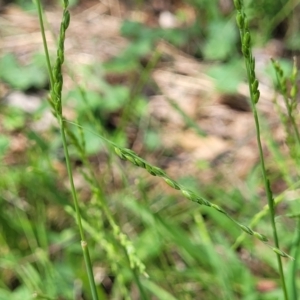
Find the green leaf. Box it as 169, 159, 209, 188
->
203, 20, 238, 60
0, 54, 48, 90
67, 89, 102, 112
2, 108, 26, 131
143, 280, 178, 300
0, 135, 10, 156
0, 286, 32, 300
207, 59, 245, 92
102, 85, 130, 112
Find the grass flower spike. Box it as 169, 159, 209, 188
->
234, 0, 289, 299
36, 1, 99, 299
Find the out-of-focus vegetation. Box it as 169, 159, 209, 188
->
0, 0, 300, 299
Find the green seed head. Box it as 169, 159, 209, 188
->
290, 85, 298, 99
151, 166, 166, 177
280, 77, 286, 89
114, 147, 126, 160
211, 204, 226, 214
272, 247, 288, 258
194, 197, 204, 205
291, 58, 298, 80
145, 164, 157, 176
59, 27, 65, 43
253, 90, 260, 104
134, 158, 146, 168
249, 69, 256, 83
63, 10, 70, 30
233, 0, 242, 10
244, 18, 249, 31
124, 154, 138, 165
239, 225, 254, 235
243, 31, 251, 48
54, 81, 63, 97
251, 79, 259, 92
164, 178, 181, 190
181, 189, 195, 201
242, 45, 250, 58
253, 231, 268, 242
251, 58, 255, 70
202, 199, 211, 207
236, 12, 244, 29
123, 148, 136, 155
63, 0, 69, 9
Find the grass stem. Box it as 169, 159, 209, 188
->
234, 1, 288, 298
35, 0, 54, 89
36, 1, 99, 298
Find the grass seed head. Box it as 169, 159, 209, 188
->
236, 12, 244, 29
145, 164, 157, 176
114, 147, 126, 160
164, 178, 181, 190
253, 232, 268, 242
239, 225, 254, 235
233, 0, 242, 10
211, 204, 226, 214
63, 10, 70, 29
124, 154, 138, 165
134, 158, 146, 168
151, 166, 166, 177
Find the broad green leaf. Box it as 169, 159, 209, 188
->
203, 20, 238, 60
0, 54, 48, 90
208, 59, 245, 92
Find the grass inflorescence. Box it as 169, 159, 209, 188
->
36, 1, 99, 299
2, 0, 298, 299
234, 0, 294, 299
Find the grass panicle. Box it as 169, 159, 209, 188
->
36, 1, 99, 299
64, 118, 292, 259
271, 54, 300, 300
234, 0, 289, 298
111, 144, 292, 256
64, 121, 149, 298
65, 122, 148, 275
272, 58, 300, 161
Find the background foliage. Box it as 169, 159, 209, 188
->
0, 0, 300, 299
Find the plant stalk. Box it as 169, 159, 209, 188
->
243, 28, 288, 300
36, 1, 100, 298
59, 116, 99, 300
35, 0, 54, 88
234, 1, 288, 298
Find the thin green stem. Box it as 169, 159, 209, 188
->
234, 1, 288, 298
288, 219, 300, 299
35, 0, 100, 298
129, 262, 149, 300
59, 117, 100, 300
272, 57, 300, 300
59, 117, 85, 239
273, 59, 300, 153
65, 123, 148, 291
244, 41, 289, 300
232, 179, 300, 249
81, 240, 100, 300
35, 0, 54, 88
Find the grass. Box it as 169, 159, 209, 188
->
235, 0, 288, 298
0, 0, 300, 299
